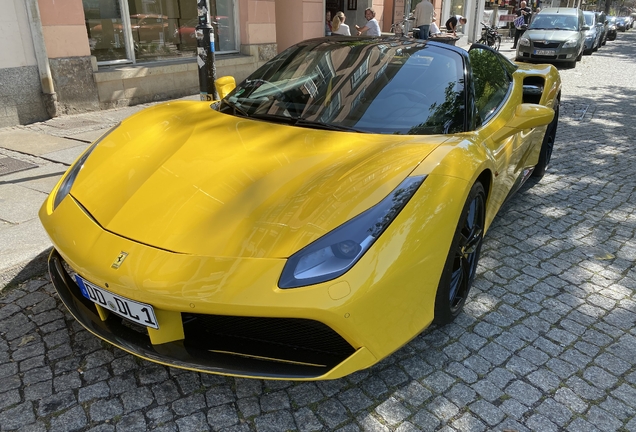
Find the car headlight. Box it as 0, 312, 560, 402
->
53, 124, 119, 210
562, 38, 579, 48
279, 175, 426, 288
519, 37, 530, 47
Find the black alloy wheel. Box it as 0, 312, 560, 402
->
434, 182, 486, 325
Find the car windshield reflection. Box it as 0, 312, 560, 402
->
218, 38, 466, 135
530, 14, 579, 30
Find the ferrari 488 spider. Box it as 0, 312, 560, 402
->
40, 37, 561, 380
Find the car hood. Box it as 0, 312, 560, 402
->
525, 29, 581, 42
72, 101, 445, 258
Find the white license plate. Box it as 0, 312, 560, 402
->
75, 275, 159, 329
534, 49, 556, 56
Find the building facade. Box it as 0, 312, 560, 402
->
0, 0, 491, 128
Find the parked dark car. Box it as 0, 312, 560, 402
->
607, 16, 618, 40
583, 11, 602, 53
516, 7, 589, 68
616, 16, 629, 31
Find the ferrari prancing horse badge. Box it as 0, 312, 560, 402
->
111, 252, 128, 269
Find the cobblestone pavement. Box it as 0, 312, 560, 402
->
1, 33, 636, 432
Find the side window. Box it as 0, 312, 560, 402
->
469, 47, 512, 126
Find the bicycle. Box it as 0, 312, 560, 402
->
477, 22, 502, 50
391, 16, 412, 37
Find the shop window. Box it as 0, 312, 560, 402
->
83, 0, 237, 65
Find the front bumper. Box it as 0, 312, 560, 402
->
517, 42, 580, 63
48, 248, 379, 380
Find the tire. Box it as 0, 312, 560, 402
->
433, 182, 486, 325
576, 49, 583, 61
532, 100, 559, 179
493, 35, 501, 51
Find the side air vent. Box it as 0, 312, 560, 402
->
522, 77, 545, 104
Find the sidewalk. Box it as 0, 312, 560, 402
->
0, 40, 515, 290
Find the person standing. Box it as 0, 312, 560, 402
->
414, 0, 435, 40
332, 11, 351, 35
512, 1, 532, 48
325, 10, 333, 36
356, 8, 382, 36
445, 15, 467, 36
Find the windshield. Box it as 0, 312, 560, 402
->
530, 14, 579, 30
218, 38, 466, 135
583, 13, 595, 26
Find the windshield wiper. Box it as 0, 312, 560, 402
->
221, 99, 249, 117
249, 113, 296, 124
293, 118, 364, 133
244, 114, 364, 132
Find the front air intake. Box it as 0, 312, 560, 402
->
181, 313, 356, 370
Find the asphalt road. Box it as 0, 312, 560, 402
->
1, 32, 636, 431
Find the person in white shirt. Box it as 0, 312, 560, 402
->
413, 0, 434, 40
429, 18, 442, 36
332, 11, 351, 35
356, 8, 381, 36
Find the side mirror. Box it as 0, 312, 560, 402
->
492, 104, 554, 142
215, 76, 236, 100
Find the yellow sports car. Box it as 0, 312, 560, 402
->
40, 37, 561, 380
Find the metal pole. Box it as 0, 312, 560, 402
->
196, 0, 218, 101
25, 0, 58, 118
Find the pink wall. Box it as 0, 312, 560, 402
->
302, 0, 324, 42
38, 0, 90, 58
241, 0, 278, 45
274, 0, 324, 53
274, 0, 303, 53
38, 0, 85, 25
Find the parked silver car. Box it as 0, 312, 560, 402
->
595, 11, 608, 46
583, 11, 602, 54
516, 8, 589, 68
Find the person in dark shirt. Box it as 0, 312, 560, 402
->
445, 15, 467, 35
512, 1, 532, 48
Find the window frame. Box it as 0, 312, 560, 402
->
91, 0, 239, 67
467, 44, 516, 129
